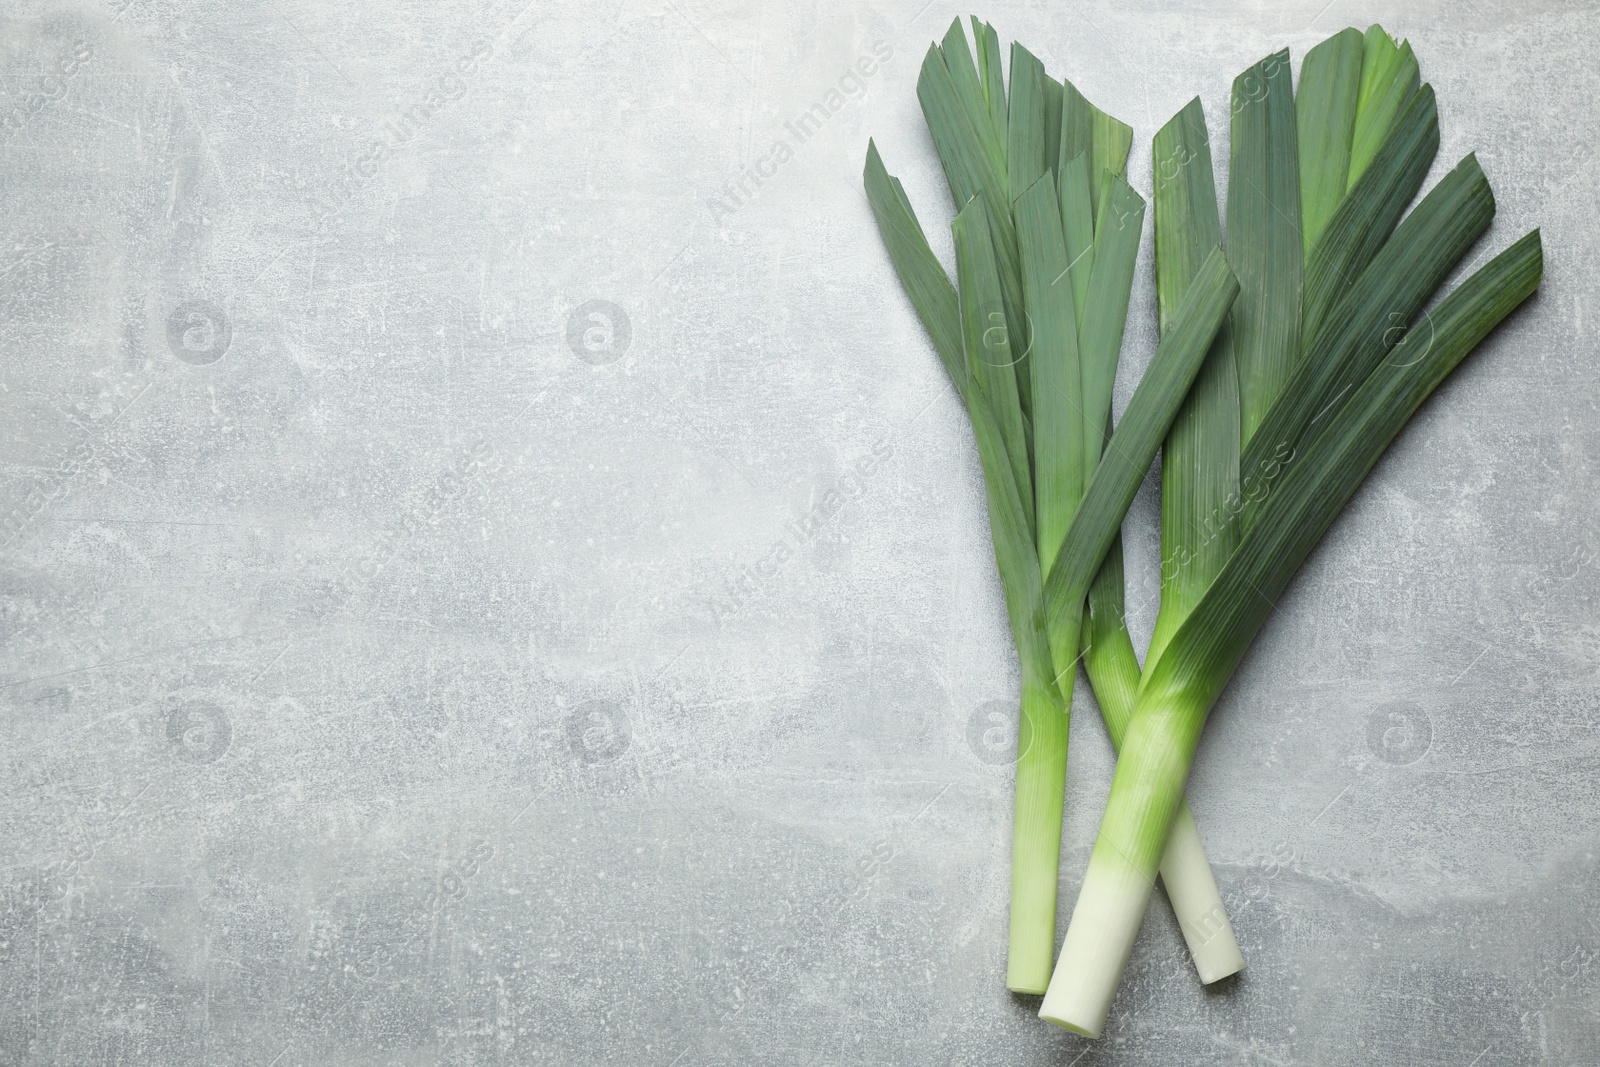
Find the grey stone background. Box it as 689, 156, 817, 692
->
0, 0, 1594, 1063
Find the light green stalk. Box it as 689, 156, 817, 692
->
1079, 540, 1243, 981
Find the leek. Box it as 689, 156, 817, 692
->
867, 17, 1243, 994
1040, 28, 1544, 1036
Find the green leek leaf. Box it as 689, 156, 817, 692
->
1017, 175, 1086, 575
1043, 246, 1239, 686
1151, 229, 1542, 713
1301, 83, 1438, 345
1227, 49, 1303, 444
1079, 175, 1145, 486
862, 142, 966, 395
1058, 150, 1097, 323
955, 194, 1035, 535
1241, 153, 1495, 514
1349, 27, 1419, 188
1296, 27, 1364, 252
919, 35, 1031, 425
1147, 97, 1240, 673
1008, 44, 1051, 202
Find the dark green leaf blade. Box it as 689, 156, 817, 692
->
862, 141, 965, 395
1059, 80, 1093, 193
955, 194, 1035, 534
972, 18, 1009, 149
1228, 49, 1304, 445
1240, 153, 1495, 512
1079, 175, 1145, 486
1092, 104, 1134, 190
1142, 230, 1543, 716
917, 41, 1030, 428
1147, 97, 1241, 673
1296, 27, 1364, 252
1017, 174, 1086, 574
1349, 28, 1419, 188
1059, 80, 1131, 219
917, 45, 993, 212
1008, 44, 1050, 202
1058, 150, 1096, 323
1301, 83, 1439, 345
1041, 74, 1064, 187
938, 19, 1007, 189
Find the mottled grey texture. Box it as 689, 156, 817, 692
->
0, 0, 1594, 1064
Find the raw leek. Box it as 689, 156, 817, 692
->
866, 17, 1243, 994
1040, 27, 1543, 1036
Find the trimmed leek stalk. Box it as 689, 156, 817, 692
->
1040, 27, 1543, 1036
1079, 546, 1243, 982
863, 140, 1074, 994
953, 192, 1069, 993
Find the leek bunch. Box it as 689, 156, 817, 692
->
863, 19, 1540, 1033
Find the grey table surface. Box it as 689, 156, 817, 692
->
1, 0, 1595, 1064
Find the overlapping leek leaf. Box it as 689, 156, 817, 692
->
1058, 150, 1097, 321
862, 142, 965, 393
1078, 177, 1144, 485
1007, 45, 1051, 202
955, 195, 1035, 535
1149, 229, 1542, 734
1349, 26, 1419, 188
919, 24, 1030, 422
1041, 247, 1240, 681
1017, 176, 1083, 574
936, 19, 1005, 188
971, 17, 1008, 147
1005, 42, 1051, 423
1146, 97, 1240, 675
1296, 28, 1364, 252
1228, 50, 1303, 445
1059, 80, 1132, 220
1241, 153, 1495, 519
1301, 84, 1438, 345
